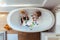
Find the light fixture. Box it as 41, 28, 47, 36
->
0, 14, 6, 17
0, 0, 7, 7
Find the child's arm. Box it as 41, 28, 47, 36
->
21, 18, 23, 24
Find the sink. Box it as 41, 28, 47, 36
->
7, 8, 55, 32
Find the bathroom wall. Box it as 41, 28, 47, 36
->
3, 0, 44, 5
0, 0, 60, 11
0, 7, 22, 12
0, 0, 45, 12
44, 0, 60, 9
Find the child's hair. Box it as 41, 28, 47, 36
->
36, 10, 41, 17
20, 9, 26, 14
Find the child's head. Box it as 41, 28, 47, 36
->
32, 10, 41, 21
20, 9, 26, 14
33, 10, 41, 18
34, 10, 41, 18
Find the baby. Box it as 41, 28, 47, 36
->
32, 10, 41, 21
31, 10, 41, 26
27, 10, 42, 30
20, 9, 29, 25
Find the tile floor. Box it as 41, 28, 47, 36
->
0, 12, 8, 31
0, 12, 55, 40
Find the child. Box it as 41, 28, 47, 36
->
28, 10, 42, 29
31, 10, 41, 25
20, 9, 29, 25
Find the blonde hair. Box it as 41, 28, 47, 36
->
20, 9, 26, 14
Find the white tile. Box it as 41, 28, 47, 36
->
7, 34, 18, 40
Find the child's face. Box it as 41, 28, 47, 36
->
32, 13, 38, 21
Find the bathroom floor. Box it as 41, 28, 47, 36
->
0, 12, 40, 40
0, 12, 55, 40
0, 12, 8, 31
